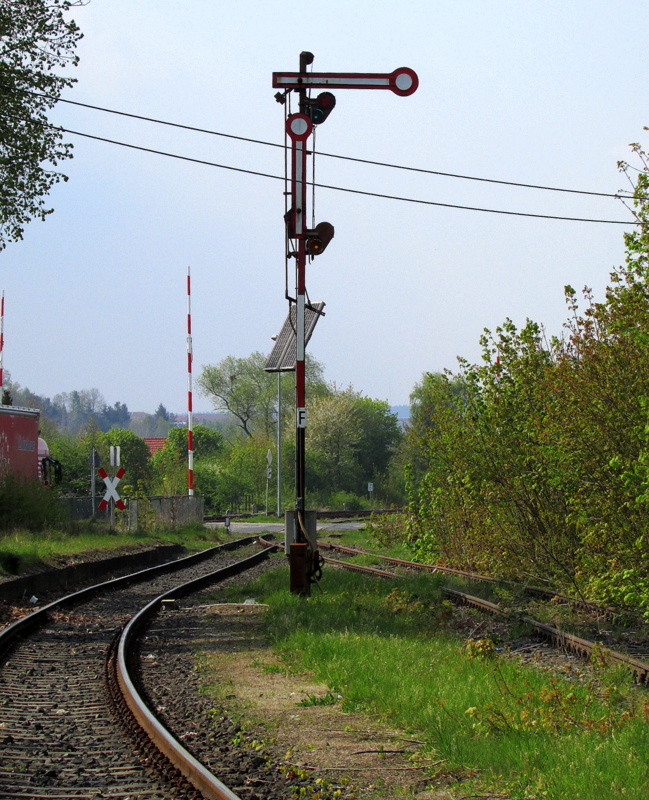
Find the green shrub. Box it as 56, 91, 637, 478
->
327, 490, 367, 511
0, 476, 64, 531
365, 511, 408, 547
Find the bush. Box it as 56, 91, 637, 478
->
0, 476, 64, 531
327, 491, 368, 512
365, 511, 408, 547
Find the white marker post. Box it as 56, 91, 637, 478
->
187, 267, 194, 496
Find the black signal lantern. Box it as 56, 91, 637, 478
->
305, 221, 334, 256
305, 91, 336, 125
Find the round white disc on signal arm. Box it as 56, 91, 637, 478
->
290, 117, 309, 136
395, 72, 413, 91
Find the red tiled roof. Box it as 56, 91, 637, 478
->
143, 437, 167, 456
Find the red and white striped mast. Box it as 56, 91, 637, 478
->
273, 53, 418, 593
0, 291, 4, 397
186, 267, 194, 496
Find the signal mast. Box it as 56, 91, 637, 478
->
270, 52, 418, 594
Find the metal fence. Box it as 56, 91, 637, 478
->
58, 496, 110, 521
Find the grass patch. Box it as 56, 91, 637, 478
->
0, 520, 232, 576
295, 691, 341, 707
318, 521, 415, 562
206, 565, 649, 799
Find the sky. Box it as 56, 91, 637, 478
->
3, 0, 649, 414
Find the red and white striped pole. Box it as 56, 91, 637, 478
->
187, 267, 194, 496
0, 291, 4, 396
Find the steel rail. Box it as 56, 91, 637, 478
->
116, 546, 276, 800
321, 555, 396, 579
317, 540, 501, 581
203, 508, 397, 523
444, 587, 649, 684
0, 536, 266, 800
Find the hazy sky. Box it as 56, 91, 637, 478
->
3, 0, 648, 413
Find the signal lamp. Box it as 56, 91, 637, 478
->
306, 221, 334, 256
305, 92, 336, 125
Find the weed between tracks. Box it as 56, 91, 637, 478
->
203, 566, 649, 800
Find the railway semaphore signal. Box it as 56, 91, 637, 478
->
270, 51, 418, 595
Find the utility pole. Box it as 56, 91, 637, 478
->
273, 53, 418, 594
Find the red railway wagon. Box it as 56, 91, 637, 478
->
0, 405, 40, 481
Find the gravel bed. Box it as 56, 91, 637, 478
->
4, 541, 642, 800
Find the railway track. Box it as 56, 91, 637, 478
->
317, 540, 624, 616
0, 537, 275, 800
312, 540, 649, 684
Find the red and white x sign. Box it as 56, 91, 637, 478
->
98, 467, 126, 510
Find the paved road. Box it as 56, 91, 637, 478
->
205, 520, 365, 534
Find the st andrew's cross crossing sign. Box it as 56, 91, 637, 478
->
98, 467, 126, 511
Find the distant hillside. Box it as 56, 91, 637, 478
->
391, 405, 409, 431
173, 412, 234, 426
167, 408, 410, 427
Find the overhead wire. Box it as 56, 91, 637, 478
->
0, 87, 641, 225
8, 85, 636, 201
44, 123, 639, 225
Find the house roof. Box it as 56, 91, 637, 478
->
143, 437, 167, 456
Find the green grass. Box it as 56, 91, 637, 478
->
233, 514, 283, 523
318, 521, 415, 562
0, 521, 234, 576
206, 566, 649, 799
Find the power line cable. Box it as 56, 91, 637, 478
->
52, 123, 638, 225
11, 86, 635, 200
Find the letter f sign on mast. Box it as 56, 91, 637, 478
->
273, 52, 418, 593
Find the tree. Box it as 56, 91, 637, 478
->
99, 401, 130, 431
47, 427, 93, 495
61, 388, 105, 434
95, 428, 151, 490
153, 403, 175, 424
198, 351, 327, 439
197, 352, 276, 438
149, 425, 225, 497
354, 396, 402, 483
405, 372, 468, 480
402, 139, 649, 608
307, 387, 363, 495
51, 427, 152, 495
128, 403, 175, 437
165, 424, 223, 459
305, 387, 402, 502
0, 0, 83, 249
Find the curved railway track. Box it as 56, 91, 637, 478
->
0, 537, 274, 800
